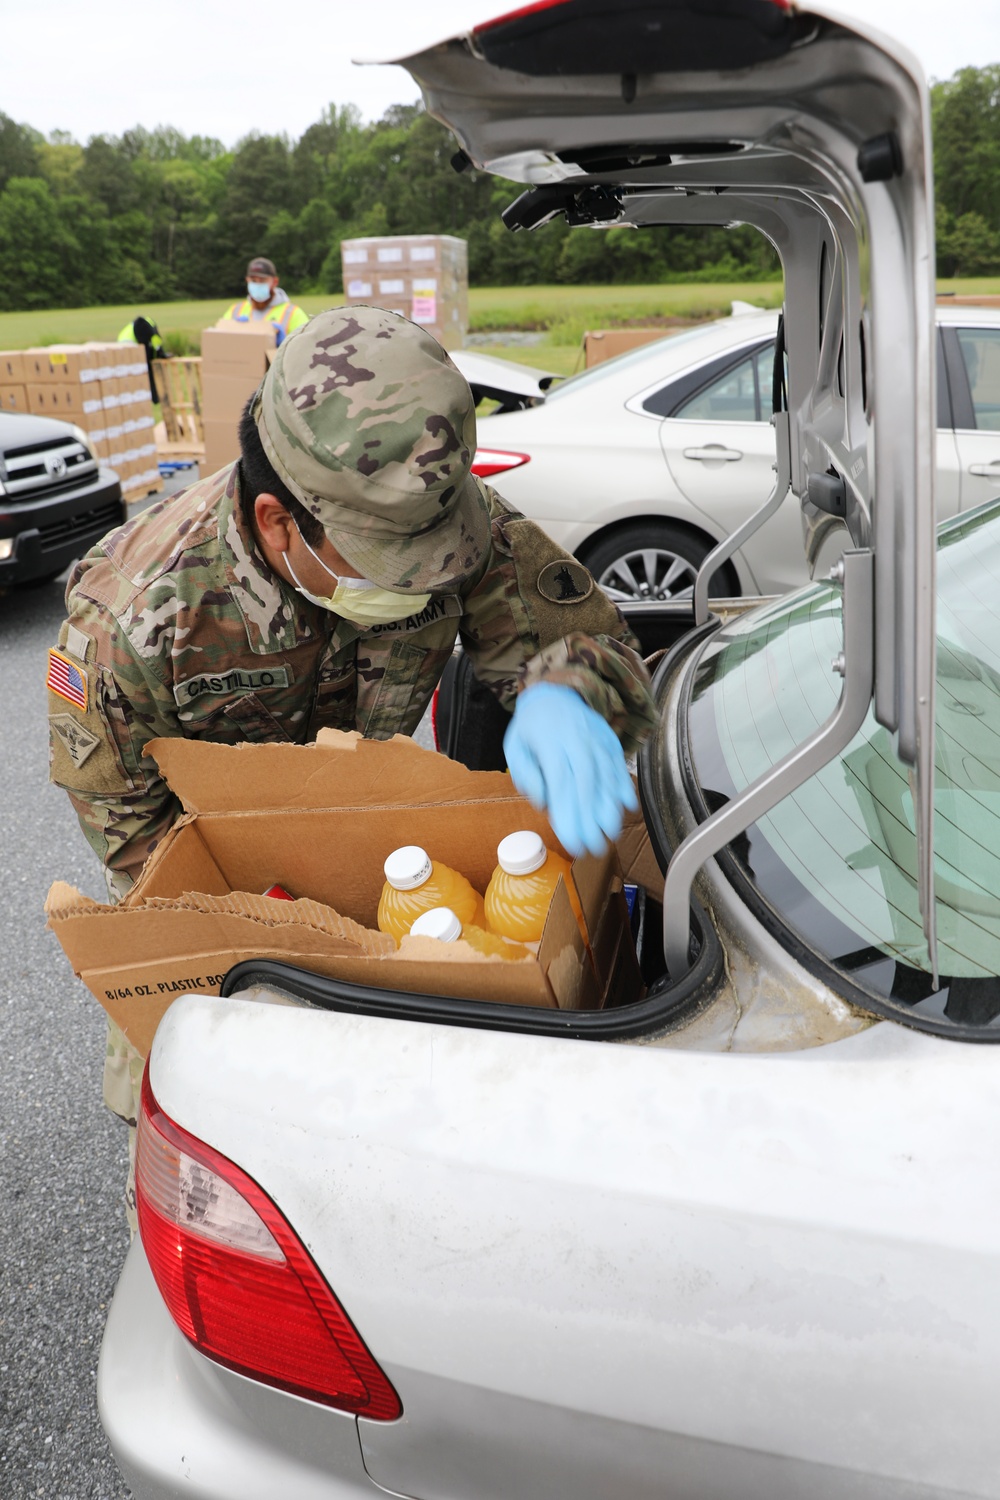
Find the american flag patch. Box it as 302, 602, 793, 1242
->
47, 649, 88, 711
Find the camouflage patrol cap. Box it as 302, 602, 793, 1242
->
252, 306, 489, 592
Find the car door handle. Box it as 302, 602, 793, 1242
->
683, 445, 743, 462
969, 461, 1000, 476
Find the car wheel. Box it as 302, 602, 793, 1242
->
580, 523, 737, 603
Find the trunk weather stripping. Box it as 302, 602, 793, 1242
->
219, 903, 722, 1043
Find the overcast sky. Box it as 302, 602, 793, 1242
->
4, 0, 998, 147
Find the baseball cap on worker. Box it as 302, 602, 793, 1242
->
252, 305, 489, 593
246, 255, 277, 277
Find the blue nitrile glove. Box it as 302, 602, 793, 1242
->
503, 683, 639, 857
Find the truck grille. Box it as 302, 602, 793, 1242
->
37, 501, 123, 554
2, 437, 99, 502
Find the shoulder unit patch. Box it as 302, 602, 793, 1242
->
50, 713, 101, 769
536, 558, 594, 605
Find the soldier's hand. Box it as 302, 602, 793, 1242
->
503, 683, 638, 857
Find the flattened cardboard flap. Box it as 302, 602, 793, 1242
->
146, 731, 526, 818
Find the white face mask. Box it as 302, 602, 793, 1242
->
285, 525, 432, 627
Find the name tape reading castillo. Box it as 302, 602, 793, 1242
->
173, 666, 292, 705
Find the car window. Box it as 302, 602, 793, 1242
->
543, 324, 720, 404
682, 497, 1000, 1035
956, 328, 1000, 431
673, 351, 760, 421
644, 340, 775, 422
754, 345, 775, 414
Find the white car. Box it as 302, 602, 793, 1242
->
96, 5, 1000, 1500
459, 303, 1000, 601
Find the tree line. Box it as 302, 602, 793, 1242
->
0, 64, 997, 315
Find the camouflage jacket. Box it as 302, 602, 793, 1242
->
48, 463, 655, 892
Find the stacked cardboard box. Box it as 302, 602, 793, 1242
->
8, 343, 161, 500
341, 235, 468, 350
200, 323, 277, 476
0, 351, 29, 413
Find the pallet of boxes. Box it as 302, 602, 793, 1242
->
5, 344, 161, 502
341, 235, 468, 349
200, 322, 278, 476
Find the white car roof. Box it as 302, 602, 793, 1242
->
935, 303, 1000, 328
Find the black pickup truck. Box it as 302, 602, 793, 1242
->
0, 411, 125, 587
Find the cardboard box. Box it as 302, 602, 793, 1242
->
81, 343, 125, 381
46, 732, 641, 1055
200, 327, 275, 443
26, 382, 103, 418
99, 378, 123, 411
202, 324, 277, 376
202, 371, 259, 425
0, 383, 27, 414
584, 329, 670, 367
202, 418, 240, 475
341, 234, 467, 274
0, 351, 26, 383
24, 345, 106, 384
341, 236, 469, 350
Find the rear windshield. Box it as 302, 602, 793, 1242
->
685, 498, 1000, 1034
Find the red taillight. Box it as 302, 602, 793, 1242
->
471, 448, 531, 479
135, 1069, 401, 1419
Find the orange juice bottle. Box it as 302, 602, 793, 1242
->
485, 830, 586, 945
409, 906, 530, 960
377, 846, 486, 946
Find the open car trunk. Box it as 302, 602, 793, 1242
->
390, 0, 940, 976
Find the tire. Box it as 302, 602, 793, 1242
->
579, 521, 738, 604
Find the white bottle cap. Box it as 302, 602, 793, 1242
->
409, 907, 462, 942
497, 830, 548, 876
384, 845, 433, 891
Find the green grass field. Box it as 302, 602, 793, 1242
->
0, 279, 997, 370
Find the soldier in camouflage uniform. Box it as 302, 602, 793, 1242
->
48, 306, 656, 1227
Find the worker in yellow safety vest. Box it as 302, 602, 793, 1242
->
117, 314, 168, 403
223, 256, 309, 344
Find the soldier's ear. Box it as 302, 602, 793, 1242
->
253, 493, 296, 553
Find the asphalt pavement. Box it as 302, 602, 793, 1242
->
1, 552, 134, 1499
0, 467, 436, 1498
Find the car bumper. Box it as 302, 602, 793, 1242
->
98, 1241, 385, 1500
0, 469, 125, 585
